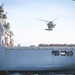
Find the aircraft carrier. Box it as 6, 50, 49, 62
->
0, 4, 75, 75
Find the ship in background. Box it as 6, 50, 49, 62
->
0, 4, 75, 75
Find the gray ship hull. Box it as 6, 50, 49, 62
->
0, 45, 75, 72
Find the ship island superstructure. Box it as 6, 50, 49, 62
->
0, 4, 13, 47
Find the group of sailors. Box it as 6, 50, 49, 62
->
38, 44, 75, 47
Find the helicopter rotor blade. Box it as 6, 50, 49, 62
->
52, 18, 58, 22
37, 19, 49, 22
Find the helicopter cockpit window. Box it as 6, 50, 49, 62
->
52, 51, 59, 56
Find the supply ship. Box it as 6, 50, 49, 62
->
0, 4, 75, 75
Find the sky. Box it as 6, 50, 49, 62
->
0, 0, 75, 46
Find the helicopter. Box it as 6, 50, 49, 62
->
38, 18, 57, 31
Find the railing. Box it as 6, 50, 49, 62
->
6, 45, 75, 50
38, 44, 75, 47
